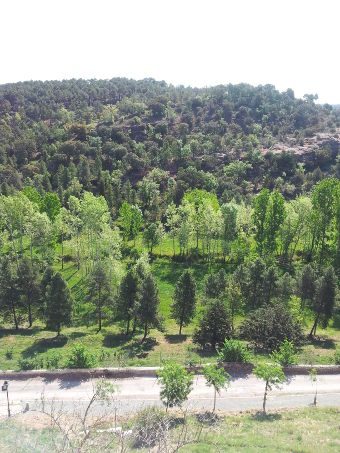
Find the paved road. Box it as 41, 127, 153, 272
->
0, 374, 339, 416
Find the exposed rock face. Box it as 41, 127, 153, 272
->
262, 131, 340, 164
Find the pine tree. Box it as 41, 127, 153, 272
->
86, 261, 112, 331
193, 299, 232, 350
45, 272, 73, 336
117, 268, 139, 335
138, 273, 160, 342
171, 270, 196, 335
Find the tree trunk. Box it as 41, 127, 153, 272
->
98, 308, 102, 331
179, 321, 183, 335
28, 302, 32, 328
141, 323, 148, 343
213, 388, 217, 413
263, 381, 268, 414
11, 301, 18, 330
61, 233, 64, 270
309, 313, 319, 338
126, 317, 130, 336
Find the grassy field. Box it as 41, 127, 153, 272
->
0, 238, 339, 370
1, 407, 340, 452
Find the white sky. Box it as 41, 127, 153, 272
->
1, 0, 339, 103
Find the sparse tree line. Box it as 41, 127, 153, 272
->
0, 177, 338, 355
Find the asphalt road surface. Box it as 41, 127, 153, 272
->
0, 374, 339, 416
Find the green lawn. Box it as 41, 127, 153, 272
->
0, 245, 339, 370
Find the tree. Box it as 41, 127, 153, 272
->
0, 256, 20, 329
138, 273, 160, 342
252, 188, 270, 255
86, 261, 112, 331
310, 178, 339, 263
17, 257, 41, 327
171, 270, 196, 335
119, 202, 143, 244
309, 266, 337, 337
298, 264, 316, 308
263, 191, 285, 255
220, 203, 238, 261
45, 272, 73, 336
203, 364, 230, 412
204, 269, 227, 300
254, 362, 285, 414
117, 267, 140, 335
42, 192, 61, 221
143, 222, 164, 254
240, 303, 304, 351
157, 361, 193, 411
193, 299, 232, 350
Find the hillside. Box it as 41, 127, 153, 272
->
0, 79, 339, 205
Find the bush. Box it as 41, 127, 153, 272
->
5, 349, 13, 360
132, 407, 172, 448
218, 339, 252, 363
240, 303, 304, 351
66, 343, 97, 369
335, 349, 340, 365
271, 339, 296, 366
18, 355, 44, 370
45, 351, 62, 369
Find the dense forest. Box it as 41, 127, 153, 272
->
0, 78, 339, 369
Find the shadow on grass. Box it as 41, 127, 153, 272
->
22, 335, 68, 358
164, 334, 188, 344
0, 327, 41, 338
122, 337, 158, 359
68, 332, 87, 340
251, 412, 282, 422
310, 337, 336, 350
103, 333, 131, 348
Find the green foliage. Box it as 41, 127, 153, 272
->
218, 339, 252, 363
45, 272, 73, 335
203, 363, 230, 411
157, 361, 193, 409
171, 269, 196, 334
66, 343, 97, 369
240, 303, 304, 351
193, 299, 232, 350
271, 339, 297, 366
334, 349, 340, 365
254, 362, 286, 386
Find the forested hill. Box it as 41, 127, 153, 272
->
0, 78, 339, 207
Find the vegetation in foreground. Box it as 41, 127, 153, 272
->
1, 407, 339, 452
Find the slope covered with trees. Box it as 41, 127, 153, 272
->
0, 78, 339, 369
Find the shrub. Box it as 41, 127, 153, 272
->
335, 349, 340, 365
19, 355, 44, 370
240, 303, 304, 351
45, 351, 62, 369
271, 339, 296, 366
5, 349, 13, 360
218, 339, 252, 363
66, 343, 97, 369
132, 407, 172, 448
